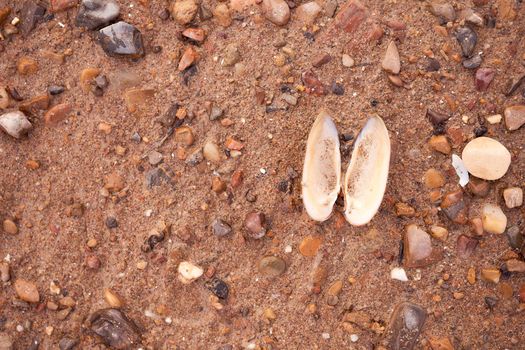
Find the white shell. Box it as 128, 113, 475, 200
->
343, 116, 390, 226
0, 111, 32, 139
302, 110, 341, 221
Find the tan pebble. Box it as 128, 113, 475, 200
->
175, 126, 194, 146
298, 236, 322, 257
211, 177, 227, 193
428, 135, 451, 154
481, 204, 507, 234
506, 259, 525, 273
80, 68, 101, 92
115, 145, 127, 156
47, 301, 59, 310
481, 268, 501, 284
213, 3, 232, 27
467, 267, 476, 285
44, 103, 73, 125
98, 122, 112, 134
25, 160, 40, 170
203, 141, 221, 162
19, 94, 50, 114
453, 291, 464, 300
59, 296, 76, 307
17, 57, 38, 75
263, 307, 276, 320
503, 187, 523, 208
395, 202, 415, 217
327, 280, 343, 296
104, 173, 125, 192
430, 225, 448, 241
136, 260, 148, 270
104, 288, 124, 308
381, 41, 400, 74
171, 0, 198, 24
49, 281, 61, 294
2, 219, 18, 234
87, 239, 97, 248
14, 279, 39, 303
423, 168, 445, 189
461, 137, 511, 180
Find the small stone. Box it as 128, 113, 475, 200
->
463, 54, 482, 69
429, 1, 456, 22
86, 255, 101, 270
80, 68, 101, 92
178, 46, 198, 71
430, 226, 448, 241
17, 57, 38, 75
475, 68, 495, 92
186, 148, 203, 166
211, 177, 227, 193
123, 88, 155, 112
19, 1, 46, 36
384, 302, 426, 350
481, 268, 501, 284
59, 338, 78, 350
212, 219, 232, 237
404, 225, 433, 267
506, 259, 525, 273
76, 0, 120, 30
14, 279, 39, 303
49, 85, 65, 95
342, 54, 354, 67
456, 235, 478, 258
88, 309, 141, 349
428, 135, 451, 154
467, 267, 476, 284
171, 0, 198, 24
231, 170, 243, 188
331, 82, 344, 95
182, 28, 206, 42
60, 296, 76, 308
334, 0, 368, 33
104, 288, 124, 308
482, 204, 507, 234
382, 41, 400, 75
98, 21, 144, 57
395, 202, 415, 217
147, 151, 163, 166
174, 126, 194, 146
312, 53, 331, 68
282, 93, 297, 105
423, 168, 445, 189
104, 173, 125, 192
50, 0, 77, 12
295, 2, 322, 25
390, 267, 408, 282
262, 0, 290, 26
504, 105, 525, 131
505, 226, 523, 249
19, 94, 50, 115
205, 278, 229, 299
299, 236, 322, 257
178, 261, 203, 284
263, 308, 276, 320
213, 3, 232, 27
0, 111, 32, 139
485, 114, 501, 124
105, 217, 118, 229
461, 8, 484, 26
203, 141, 221, 162
503, 187, 523, 208
44, 103, 73, 125
221, 44, 241, 67
258, 256, 286, 277
225, 137, 244, 150
456, 27, 477, 57
467, 178, 490, 197
0, 262, 10, 282
426, 109, 450, 126
244, 211, 266, 239
461, 137, 511, 180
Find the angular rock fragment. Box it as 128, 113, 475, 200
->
98, 21, 144, 57
76, 0, 120, 30
441, 190, 468, 224
456, 235, 478, 258
88, 308, 141, 350
504, 105, 525, 131
475, 68, 495, 91
404, 225, 434, 267
382, 41, 400, 74
456, 27, 477, 57
382, 302, 426, 350
334, 0, 367, 33
0, 111, 32, 138
429, 2, 456, 22
482, 204, 507, 234
20, 1, 47, 36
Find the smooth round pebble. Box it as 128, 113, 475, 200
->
258, 256, 286, 277
461, 137, 511, 180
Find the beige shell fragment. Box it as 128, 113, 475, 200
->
302, 110, 341, 221
344, 116, 391, 226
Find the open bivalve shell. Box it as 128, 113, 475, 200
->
344, 116, 391, 226
302, 110, 341, 221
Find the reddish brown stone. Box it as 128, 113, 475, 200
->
334, 0, 368, 33
312, 53, 332, 68
182, 28, 206, 42
456, 235, 478, 258
44, 103, 72, 125
441, 190, 468, 224
302, 70, 326, 95
368, 23, 383, 41
231, 170, 243, 188
50, 0, 78, 12
178, 46, 198, 71
19, 94, 50, 114
467, 178, 490, 197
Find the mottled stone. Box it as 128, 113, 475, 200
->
334, 0, 367, 33
262, 0, 290, 26
504, 105, 525, 131
383, 302, 426, 350
258, 256, 286, 277
76, 0, 120, 30
475, 68, 495, 92
456, 27, 477, 57
98, 21, 144, 57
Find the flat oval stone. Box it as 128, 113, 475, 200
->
76, 0, 120, 30
504, 105, 525, 131
258, 256, 286, 277
98, 21, 144, 57
461, 137, 511, 180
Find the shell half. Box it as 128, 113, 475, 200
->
302, 110, 341, 221
343, 116, 390, 226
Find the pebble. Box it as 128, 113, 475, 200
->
282, 93, 297, 105
14, 279, 39, 303
342, 54, 354, 67
462, 54, 482, 69
244, 211, 266, 239
429, 1, 456, 22
76, 0, 120, 30
384, 302, 426, 350
174, 126, 194, 146
88, 309, 141, 349
2, 219, 18, 235
482, 204, 507, 234
44, 103, 72, 125
390, 267, 408, 282
461, 137, 511, 180
467, 178, 490, 197
203, 141, 221, 162
430, 226, 448, 241
456, 235, 478, 258
179, 46, 198, 71
506, 259, 525, 273
428, 135, 451, 154
504, 105, 525, 131
86, 255, 101, 270
19, 2, 46, 36
505, 226, 523, 249
17, 57, 38, 75
0, 87, 10, 109
182, 28, 206, 42
221, 44, 241, 67
80, 68, 101, 92
299, 236, 322, 257
50, 0, 76, 12
171, 0, 198, 24
503, 187, 523, 208
98, 22, 145, 57
485, 114, 501, 124
481, 268, 501, 284
0, 262, 10, 282
19, 94, 50, 115
212, 219, 232, 237
475, 68, 495, 92
49, 85, 65, 95
213, 4, 232, 27
382, 41, 400, 75
58, 338, 78, 350
258, 256, 286, 277
262, 0, 290, 26
186, 148, 203, 166
205, 278, 229, 299
295, 1, 322, 25
331, 82, 344, 95
178, 261, 203, 284
423, 168, 445, 189
426, 109, 450, 126
456, 27, 477, 57
404, 225, 433, 267
147, 151, 163, 166
104, 288, 124, 308
334, 0, 368, 33
0, 111, 32, 139
211, 177, 227, 193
